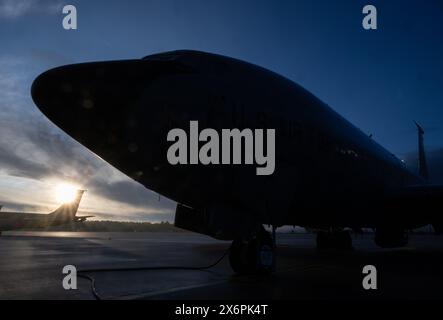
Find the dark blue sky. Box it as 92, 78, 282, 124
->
2, 0, 443, 151
0, 0, 442, 219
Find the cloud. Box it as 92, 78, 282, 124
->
0, 122, 175, 219
0, 143, 52, 180
0, 0, 63, 18
0, 57, 28, 105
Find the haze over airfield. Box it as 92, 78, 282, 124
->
0, 0, 442, 221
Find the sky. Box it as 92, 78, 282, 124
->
0, 0, 442, 221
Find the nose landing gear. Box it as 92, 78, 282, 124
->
229, 227, 275, 275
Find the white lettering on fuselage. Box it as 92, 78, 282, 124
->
167, 121, 275, 175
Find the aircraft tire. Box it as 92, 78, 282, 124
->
316, 231, 330, 250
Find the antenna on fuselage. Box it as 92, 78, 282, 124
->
414, 121, 429, 181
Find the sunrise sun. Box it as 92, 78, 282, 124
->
54, 183, 78, 204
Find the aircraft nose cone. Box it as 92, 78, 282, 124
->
31, 59, 189, 140
31, 58, 188, 177
31, 60, 148, 140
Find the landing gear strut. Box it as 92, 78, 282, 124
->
229, 227, 275, 275
316, 229, 353, 250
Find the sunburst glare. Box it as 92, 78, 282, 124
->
54, 183, 78, 204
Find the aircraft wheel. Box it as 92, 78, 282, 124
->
229, 229, 274, 275
316, 231, 330, 249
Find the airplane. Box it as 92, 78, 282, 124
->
30, 50, 443, 274
0, 190, 90, 235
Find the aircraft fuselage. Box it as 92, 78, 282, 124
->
31, 50, 426, 238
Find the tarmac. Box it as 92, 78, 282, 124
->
0, 231, 442, 300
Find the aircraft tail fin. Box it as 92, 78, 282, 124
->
414, 121, 429, 181
49, 190, 86, 224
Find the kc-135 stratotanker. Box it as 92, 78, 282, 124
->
31, 50, 443, 274
0, 190, 88, 235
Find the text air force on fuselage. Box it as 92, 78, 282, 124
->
167, 121, 275, 176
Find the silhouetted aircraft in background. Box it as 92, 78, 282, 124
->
31, 50, 443, 274
0, 190, 90, 235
